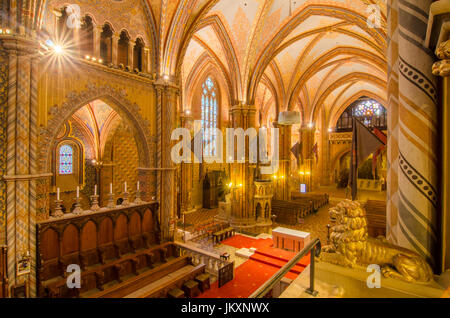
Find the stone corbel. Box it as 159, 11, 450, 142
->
433, 41, 450, 77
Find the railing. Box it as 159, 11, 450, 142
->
176, 242, 232, 277
249, 238, 321, 298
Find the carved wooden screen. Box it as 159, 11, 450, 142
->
218, 261, 234, 288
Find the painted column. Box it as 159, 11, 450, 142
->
180, 112, 193, 212
93, 25, 101, 58
229, 103, 256, 221
273, 122, 291, 200
432, 40, 450, 271
112, 34, 119, 65
387, 0, 439, 269
155, 79, 178, 241
1, 34, 40, 296
128, 41, 134, 68
299, 125, 314, 191
0, 51, 7, 247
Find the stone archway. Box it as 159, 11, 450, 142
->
38, 83, 154, 173
36, 84, 156, 220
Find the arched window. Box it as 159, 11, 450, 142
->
118, 31, 130, 66
201, 77, 218, 157
133, 38, 144, 71
100, 24, 113, 64
80, 15, 94, 57
59, 145, 74, 174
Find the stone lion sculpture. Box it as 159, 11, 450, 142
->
320, 200, 434, 283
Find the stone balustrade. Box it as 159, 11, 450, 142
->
176, 242, 232, 277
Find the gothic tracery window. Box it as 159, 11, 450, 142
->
335, 98, 387, 132
59, 144, 74, 175
201, 77, 218, 156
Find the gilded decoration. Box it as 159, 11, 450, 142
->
321, 200, 434, 283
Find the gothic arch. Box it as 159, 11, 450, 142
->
38, 84, 154, 173
328, 91, 387, 129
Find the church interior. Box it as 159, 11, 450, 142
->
0, 0, 449, 299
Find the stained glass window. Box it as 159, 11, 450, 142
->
59, 144, 73, 174
201, 77, 218, 157
335, 98, 387, 131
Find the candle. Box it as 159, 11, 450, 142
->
110, 183, 113, 194
124, 182, 127, 193
57, 188, 60, 201
76, 186, 79, 198
94, 185, 97, 196
137, 181, 140, 191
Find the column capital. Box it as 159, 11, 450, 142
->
433, 40, 450, 77
154, 78, 180, 92
0, 35, 40, 56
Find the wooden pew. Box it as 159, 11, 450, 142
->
41, 242, 178, 298
364, 200, 387, 237
127, 263, 207, 298
272, 200, 313, 225
291, 193, 329, 210
36, 202, 161, 298
91, 255, 193, 298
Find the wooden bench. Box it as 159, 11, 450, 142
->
291, 193, 329, 211
272, 200, 312, 225
213, 227, 235, 243
41, 242, 178, 298
91, 255, 191, 298
36, 202, 161, 298
125, 263, 207, 298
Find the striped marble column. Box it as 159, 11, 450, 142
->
388, 0, 439, 269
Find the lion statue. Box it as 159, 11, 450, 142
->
320, 200, 434, 283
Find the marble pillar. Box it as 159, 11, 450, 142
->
155, 79, 178, 241
387, 0, 439, 269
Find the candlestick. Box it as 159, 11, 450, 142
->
110, 183, 113, 194
121, 190, 130, 206
76, 186, 79, 198
94, 184, 97, 196
72, 196, 83, 215
57, 187, 60, 201
52, 199, 63, 217
90, 194, 100, 211
134, 188, 144, 204
106, 192, 115, 208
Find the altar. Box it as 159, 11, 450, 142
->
272, 227, 311, 252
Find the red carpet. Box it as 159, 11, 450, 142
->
219, 234, 273, 249
197, 235, 310, 298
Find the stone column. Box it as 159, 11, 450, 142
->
273, 122, 291, 200
180, 112, 193, 212
112, 34, 119, 65
229, 103, 256, 221
155, 79, 178, 241
128, 41, 134, 68
93, 25, 101, 58
432, 40, 450, 271
0, 34, 40, 296
299, 125, 314, 191
387, 0, 439, 269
